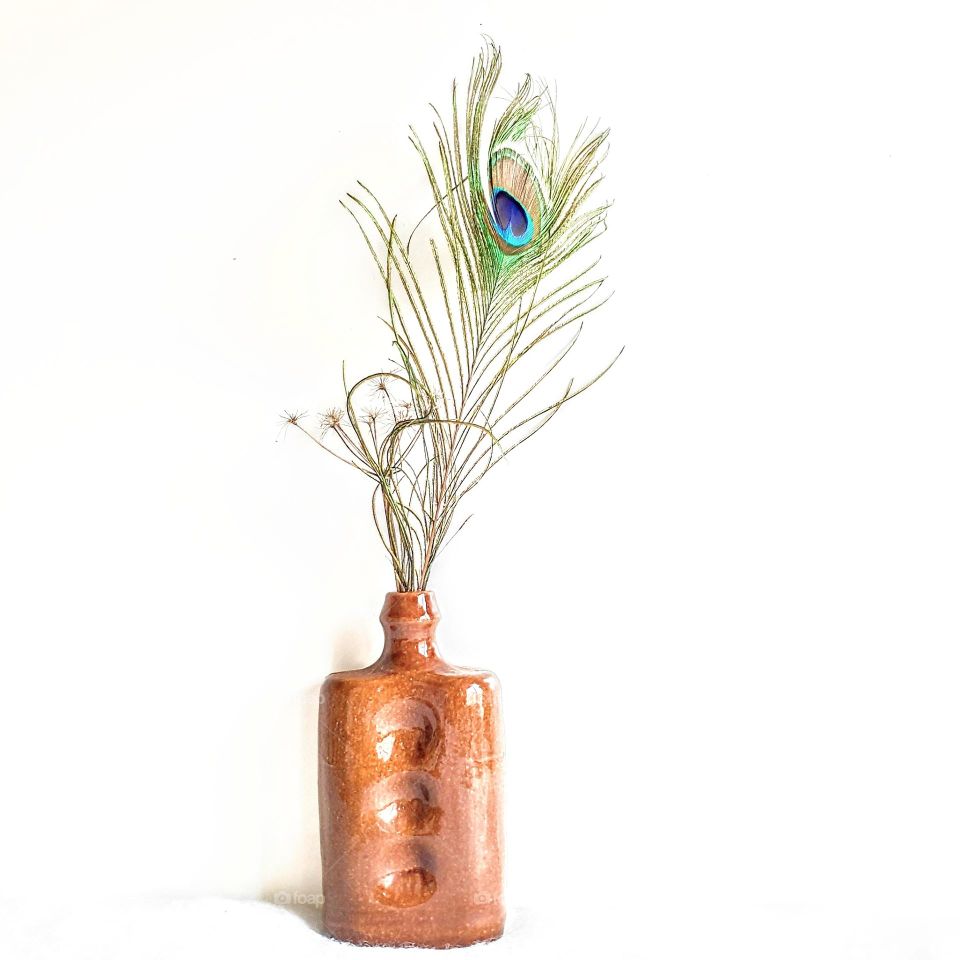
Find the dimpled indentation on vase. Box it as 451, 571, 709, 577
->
373, 698, 442, 768
375, 796, 442, 836
374, 867, 437, 907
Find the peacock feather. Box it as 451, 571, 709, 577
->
289, 40, 620, 591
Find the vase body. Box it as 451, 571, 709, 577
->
318, 591, 504, 947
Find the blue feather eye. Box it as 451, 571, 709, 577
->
492, 189, 533, 246
487, 149, 542, 254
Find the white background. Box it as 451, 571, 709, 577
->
2, 1, 959, 958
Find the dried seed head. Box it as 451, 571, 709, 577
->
320, 406, 344, 430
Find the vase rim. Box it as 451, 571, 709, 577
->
380, 590, 440, 625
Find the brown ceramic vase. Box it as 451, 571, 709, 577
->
318, 591, 504, 948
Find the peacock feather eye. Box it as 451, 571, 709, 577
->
492, 189, 532, 246
487, 148, 543, 254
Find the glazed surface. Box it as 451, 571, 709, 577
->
318, 592, 504, 947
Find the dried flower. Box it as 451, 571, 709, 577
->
320, 407, 344, 430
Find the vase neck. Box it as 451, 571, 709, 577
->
377, 591, 442, 668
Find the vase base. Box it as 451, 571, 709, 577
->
322, 917, 505, 950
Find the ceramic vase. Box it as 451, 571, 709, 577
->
318, 591, 504, 947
